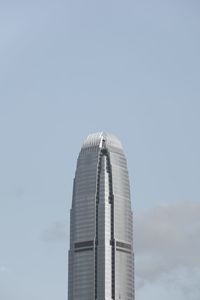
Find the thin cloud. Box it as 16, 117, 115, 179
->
41, 221, 67, 242
135, 201, 200, 300
0, 266, 9, 273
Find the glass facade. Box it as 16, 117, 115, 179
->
68, 132, 134, 300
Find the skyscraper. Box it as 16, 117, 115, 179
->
68, 132, 134, 300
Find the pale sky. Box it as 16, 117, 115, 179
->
0, 1, 200, 299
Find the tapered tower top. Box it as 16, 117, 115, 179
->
68, 132, 134, 300
81, 131, 123, 150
